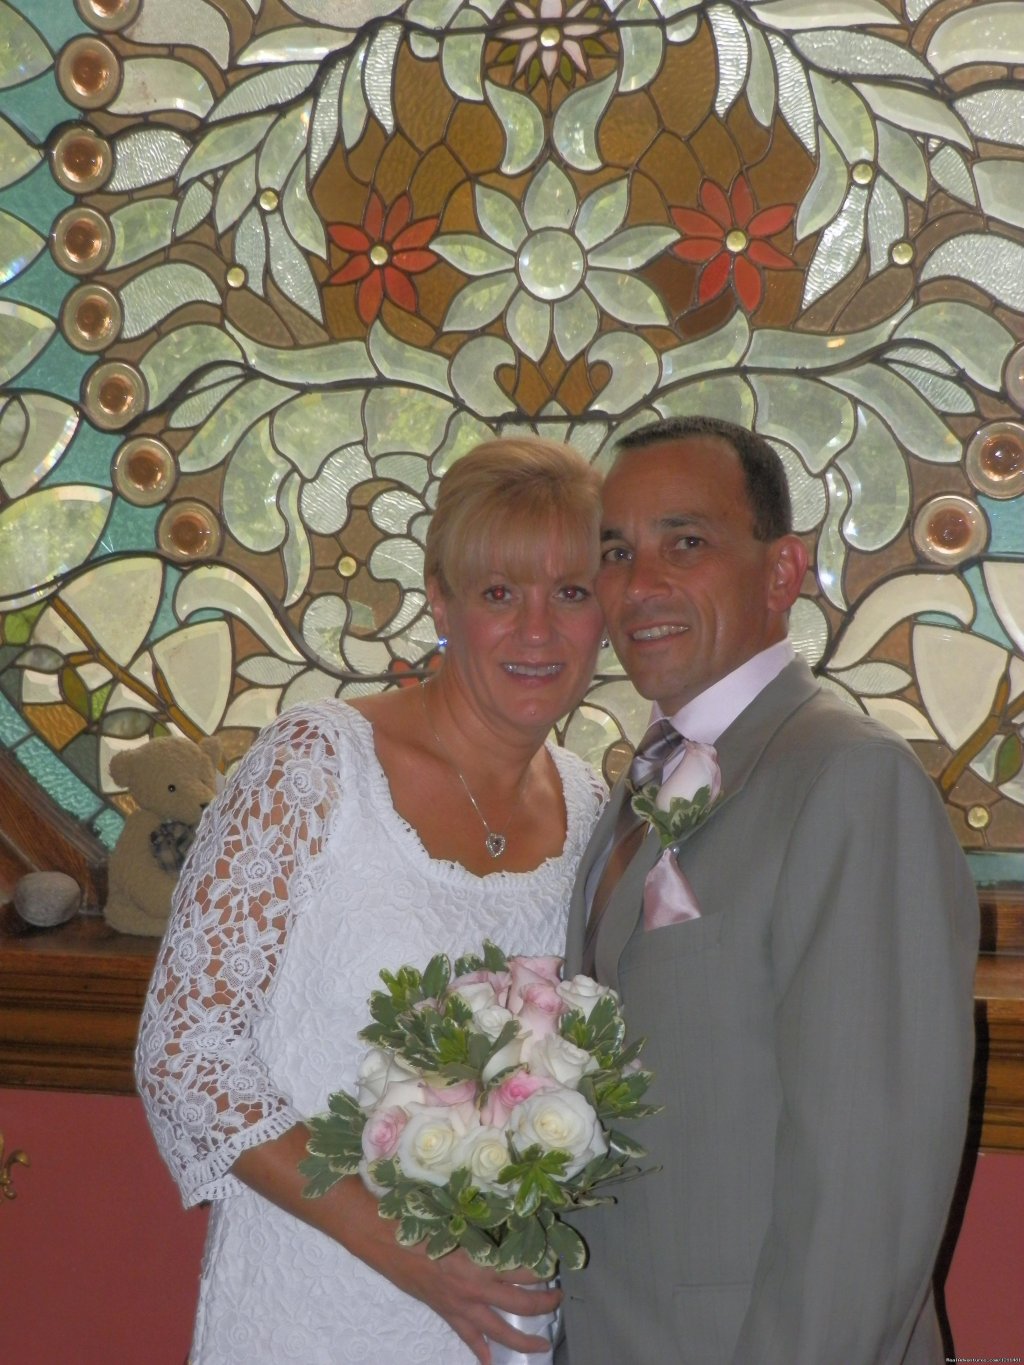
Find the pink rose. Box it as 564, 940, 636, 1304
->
422, 1079, 479, 1108
480, 1068, 556, 1128
656, 741, 721, 809
361, 1105, 408, 1163
448, 968, 512, 1008
507, 955, 564, 1013
516, 981, 567, 1041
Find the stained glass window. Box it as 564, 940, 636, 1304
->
0, 0, 1022, 858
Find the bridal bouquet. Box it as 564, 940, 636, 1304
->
300, 942, 655, 1275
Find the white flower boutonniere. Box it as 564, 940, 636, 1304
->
630, 740, 722, 849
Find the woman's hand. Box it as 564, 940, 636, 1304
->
232, 1124, 560, 1363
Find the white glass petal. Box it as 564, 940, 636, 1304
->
214, 154, 257, 234
342, 634, 391, 674
433, 231, 515, 276
152, 621, 231, 734
258, 102, 313, 191
309, 58, 345, 176
866, 174, 904, 276
170, 377, 244, 429
893, 301, 1014, 391
221, 418, 289, 551
523, 161, 577, 232
0, 486, 111, 603
809, 70, 875, 162
921, 233, 1024, 312
273, 390, 366, 479
370, 489, 423, 534
708, 3, 749, 118
794, 128, 848, 239
619, 0, 665, 91
279, 470, 312, 606
859, 82, 971, 149
751, 373, 853, 474
789, 595, 829, 667
751, 0, 899, 30
507, 291, 551, 361
120, 263, 221, 339
975, 159, 1024, 231
234, 204, 267, 295
0, 209, 43, 285
179, 378, 290, 474
0, 301, 53, 385
177, 181, 213, 236
267, 214, 324, 322
983, 562, 1024, 654
126, 0, 231, 68
365, 23, 399, 133
744, 19, 776, 128
826, 363, 960, 461
861, 697, 938, 742
174, 565, 304, 662
801, 185, 868, 308
836, 406, 908, 550
927, 4, 1024, 74
368, 324, 453, 396
109, 58, 214, 118
474, 187, 527, 252
774, 444, 826, 532
795, 30, 931, 80
238, 26, 358, 65
0, 4, 51, 90
179, 114, 273, 184
876, 120, 928, 201
449, 337, 518, 416
0, 393, 77, 499
486, 80, 545, 175
588, 333, 660, 412
589, 225, 678, 270
586, 271, 669, 325
140, 323, 245, 411
282, 157, 326, 256
575, 178, 628, 251
301, 445, 374, 534
553, 291, 599, 362
913, 625, 1008, 750
890, 363, 973, 414
443, 274, 517, 330
369, 537, 425, 591
0, 112, 39, 189
441, 30, 485, 101
768, 33, 816, 154
108, 128, 190, 191
828, 573, 973, 671
374, 453, 431, 492
552, 74, 615, 172
929, 146, 975, 206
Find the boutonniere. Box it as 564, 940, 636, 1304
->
630, 740, 723, 849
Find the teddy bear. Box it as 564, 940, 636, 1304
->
103, 734, 222, 937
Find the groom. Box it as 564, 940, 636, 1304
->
559, 417, 979, 1363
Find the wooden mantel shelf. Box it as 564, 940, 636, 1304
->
1, 892, 1022, 1152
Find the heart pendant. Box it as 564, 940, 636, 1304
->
485, 833, 506, 859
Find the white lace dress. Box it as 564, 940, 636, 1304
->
135, 701, 604, 1365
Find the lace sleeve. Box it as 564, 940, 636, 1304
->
135, 706, 342, 1207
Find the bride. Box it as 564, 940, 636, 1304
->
135, 437, 607, 1364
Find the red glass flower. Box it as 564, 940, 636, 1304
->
671, 176, 796, 313
327, 191, 439, 325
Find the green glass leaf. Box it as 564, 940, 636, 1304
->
238, 26, 358, 66
62, 557, 164, 667
179, 113, 274, 184
108, 129, 190, 191
929, 146, 975, 206
109, 57, 214, 119
127, 0, 231, 69
809, 69, 875, 162
585, 271, 668, 327
174, 565, 304, 663
309, 58, 346, 176
975, 159, 1024, 231
619, 0, 665, 91
795, 29, 932, 80
708, 3, 748, 117
441, 27, 484, 101
341, 42, 369, 147
280, 470, 312, 606
365, 23, 399, 133
768, 32, 816, 153
0, 2, 51, 90
14, 644, 63, 672
222, 417, 289, 551
267, 215, 323, 321
801, 185, 867, 308
3, 602, 45, 645
0, 301, 53, 386
0, 486, 111, 603
89, 682, 113, 722
995, 734, 1023, 787
825, 363, 961, 461
179, 377, 289, 473
752, 374, 853, 475
920, 233, 1024, 311
587, 333, 659, 412
273, 389, 366, 478
828, 574, 973, 671
61, 665, 89, 718
486, 80, 544, 176
176, 180, 213, 236
745, 18, 777, 127
120, 263, 221, 340
151, 620, 232, 733
552, 75, 615, 172
859, 82, 971, 149
258, 101, 313, 191
794, 128, 848, 239
449, 337, 517, 417
282, 157, 326, 257
0, 209, 43, 285
0, 392, 78, 499
927, 4, 1024, 75
0, 112, 40, 189
876, 121, 928, 201
301, 443, 373, 531
108, 199, 177, 269
140, 324, 245, 410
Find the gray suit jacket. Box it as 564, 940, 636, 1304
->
559, 661, 978, 1365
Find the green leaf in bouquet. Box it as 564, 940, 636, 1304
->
458, 1222, 500, 1265
481, 940, 509, 973
297, 1156, 347, 1198
405, 1186, 448, 1219
421, 952, 452, 1000
303, 1107, 362, 1171
426, 1227, 460, 1259
445, 993, 473, 1025
448, 1213, 467, 1237
517, 1212, 546, 1269
546, 1217, 588, 1270
453, 951, 485, 976
396, 1215, 435, 1246
605, 1127, 647, 1160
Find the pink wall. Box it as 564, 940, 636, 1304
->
1, 1088, 1021, 1360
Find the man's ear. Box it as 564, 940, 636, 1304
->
766, 534, 808, 614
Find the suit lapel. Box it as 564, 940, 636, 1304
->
591, 660, 822, 989
564, 780, 629, 976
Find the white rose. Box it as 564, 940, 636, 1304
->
473, 1003, 517, 1041
457, 1126, 513, 1192
509, 1088, 607, 1177
556, 975, 619, 1021
450, 982, 501, 1015
655, 740, 721, 810
395, 1105, 471, 1185
481, 1033, 526, 1084
525, 1033, 599, 1088
356, 1048, 422, 1108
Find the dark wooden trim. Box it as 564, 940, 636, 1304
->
0, 747, 108, 911
973, 886, 1024, 1152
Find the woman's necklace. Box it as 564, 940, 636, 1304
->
419, 683, 528, 859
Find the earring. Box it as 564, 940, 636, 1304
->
436, 636, 448, 653
601, 637, 610, 648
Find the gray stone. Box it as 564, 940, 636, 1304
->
13, 871, 81, 928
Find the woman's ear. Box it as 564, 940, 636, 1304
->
425, 575, 449, 640
766, 534, 809, 614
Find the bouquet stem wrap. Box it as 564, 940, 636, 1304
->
492, 1280, 559, 1365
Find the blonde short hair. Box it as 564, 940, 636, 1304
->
425, 437, 602, 597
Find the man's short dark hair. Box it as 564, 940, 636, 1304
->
616, 416, 793, 541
